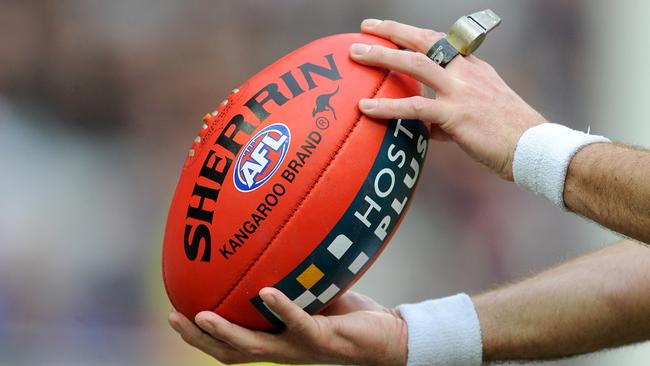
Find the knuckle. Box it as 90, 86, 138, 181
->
385, 99, 401, 115
374, 98, 388, 111
409, 96, 429, 116
482, 60, 498, 75
217, 319, 234, 336
410, 52, 432, 69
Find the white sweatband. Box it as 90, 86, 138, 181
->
397, 293, 482, 366
512, 123, 610, 207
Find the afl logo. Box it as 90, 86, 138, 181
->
234, 123, 291, 192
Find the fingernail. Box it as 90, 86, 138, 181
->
259, 288, 276, 306
362, 18, 382, 28
359, 99, 378, 110
350, 43, 371, 56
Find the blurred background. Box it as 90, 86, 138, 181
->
1, 0, 649, 365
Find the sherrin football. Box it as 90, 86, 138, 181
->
162, 33, 429, 330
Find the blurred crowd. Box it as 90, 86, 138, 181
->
0, 1, 647, 365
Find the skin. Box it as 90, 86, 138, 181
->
169, 18, 650, 364
564, 143, 650, 244
169, 290, 406, 365
475, 239, 650, 361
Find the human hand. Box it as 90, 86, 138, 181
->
168, 288, 407, 365
350, 19, 546, 180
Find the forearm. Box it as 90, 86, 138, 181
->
564, 143, 650, 243
473, 240, 650, 362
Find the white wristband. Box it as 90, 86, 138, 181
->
512, 123, 610, 207
397, 293, 482, 366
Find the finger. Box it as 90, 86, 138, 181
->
349, 44, 452, 93
169, 311, 248, 364
360, 19, 443, 54
358, 96, 448, 123
195, 311, 280, 356
259, 287, 318, 337
168, 310, 183, 333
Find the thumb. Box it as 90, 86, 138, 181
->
259, 287, 317, 336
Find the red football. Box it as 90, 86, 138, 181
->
162, 33, 429, 330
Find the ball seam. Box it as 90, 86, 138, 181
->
184, 87, 244, 169
212, 70, 392, 314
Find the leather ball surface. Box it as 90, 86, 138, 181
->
163, 33, 429, 330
